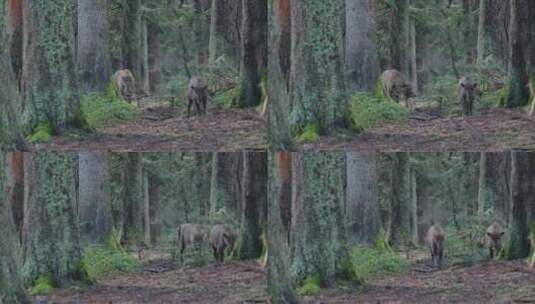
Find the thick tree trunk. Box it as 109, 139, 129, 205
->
290, 152, 349, 287
5, 0, 23, 82
209, 152, 243, 221
290, 0, 346, 134
148, 175, 162, 243
123, 0, 143, 85
506, 0, 530, 108
78, 152, 113, 245
122, 153, 144, 245
239, 152, 267, 260
505, 152, 533, 259
238, 0, 267, 108
77, 0, 112, 94
22, 153, 84, 287
389, 153, 412, 247
21, 0, 79, 134
390, 0, 410, 72
0, 152, 29, 304
345, 152, 380, 245
6, 151, 24, 238
477, 152, 511, 221
267, 152, 298, 304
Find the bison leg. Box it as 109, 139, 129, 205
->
187, 99, 193, 118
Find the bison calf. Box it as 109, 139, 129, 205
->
486, 222, 505, 260
210, 225, 237, 264
177, 223, 204, 264
426, 224, 445, 268
185, 76, 208, 118
458, 76, 481, 117
381, 69, 415, 108
113, 69, 136, 101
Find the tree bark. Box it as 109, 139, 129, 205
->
506, 0, 530, 108
476, 0, 487, 65
6, 151, 24, 238
122, 153, 144, 245
209, 152, 243, 221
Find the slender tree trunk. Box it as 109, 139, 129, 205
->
267, 152, 298, 304
477, 0, 487, 65
21, 0, 79, 134
5, 0, 23, 83
477, 152, 487, 217
238, 0, 267, 108
208, 0, 218, 65
148, 175, 162, 243
122, 153, 144, 245
389, 153, 412, 247
143, 170, 151, 246
6, 151, 24, 238
22, 152, 84, 287
409, 17, 418, 93
78, 152, 112, 245
290, 152, 349, 287
77, 0, 112, 94
123, 0, 143, 84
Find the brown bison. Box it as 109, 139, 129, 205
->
458, 76, 481, 117
426, 224, 445, 268
486, 222, 505, 260
210, 224, 237, 264
381, 69, 415, 108
177, 223, 204, 264
185, 76, 209, 118
113, 69, 136, 101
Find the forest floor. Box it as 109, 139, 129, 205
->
301, 259, 535, 304
304, 108, 535, 151
32, 97, 266, 152
45, 255, 268, 304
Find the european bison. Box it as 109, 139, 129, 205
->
185, 76, 209, 118
426, 224, 445, 268
177, 223, 204, 264
381, 69, 415, 108
210, 224, 237, 264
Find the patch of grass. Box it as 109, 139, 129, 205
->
78, 92, 138, 130
213, 86, 240, 108
444, 226, 486, 266
348, 246, 409, 284
297, 276, 321, 296
27, 122, 53, 143
347, 93, 409, 133
297, 123, 321, 143
82, 246, 141, 280
29, 275, 54, 295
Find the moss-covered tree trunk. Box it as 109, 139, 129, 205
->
390, 0, 410, 73
238, 152, 267, 259
268, 0, 293, 150
238, 0, 267, 108
506, 0, 530, 108
6, 151, 24, 238
290, 152, 349, 287
0, 152, 30, 304
123, 0, 143, 83
122, 153, 144, 245
22, 152, 84, 287
389, 153, 412, 247
78, 152, 113, 245
21, 0, 79, 134
345, 152, 380, 245
290, 0, 346, 135
209, 152, 243, 221
267, 152, 298, 304
148, 175, 162, 243
476, 0, 487, 65
77, 0, 112, 94
504, 151, 533, 259
477, 152, 511, 221
345, 0, 380, 92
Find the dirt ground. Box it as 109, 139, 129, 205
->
31, 98, 267, 152
303, 108, 535, 152
301, 260, 535, 304
45, 259, 268, 304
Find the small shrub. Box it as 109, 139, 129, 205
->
212, 86, 240, 108
79, 93, 138, 130
348, 246, 409, 284
443, 225, 486, 265
29, 276, 54, 295
297, 123, 321, 143
82, 247, 141, 280
27, 122, 53, 143
297, 276, 321, 296
347, 93, 409, 133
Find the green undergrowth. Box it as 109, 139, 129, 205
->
29, 275, 54, 296
443, 225, 487, 266
347, 246, 409, 284
78, 89, 138, 130
297, 276, 322, 296
27, 122, 53, 143
347, 93, 409, 133
82, 246, 141, 281
297, 123, 321, 143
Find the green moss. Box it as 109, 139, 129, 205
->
375, 79, 385, 99
213, 86, 241, 108
78, 92, 138, 130
347, 93, 409, 133
297, 276, 321, 296
374, 230, 393, 254
297, 123, 321, 143
82, 247, 140, 280
27, 122, 53, 143
29, 276, 54, 295
106, 229, 123, 252
347, 246, 409, 284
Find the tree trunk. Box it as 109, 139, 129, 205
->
290, 0, 346, 134
122, 153, 144, 245
345, 152, 380, 245
505, 151, 533, 259
78, 152, 112, 245
476, 0, 487, 65
267, 152, 298, 304
209, 152, 243, 221
22, 152, 84, 287
21, 0, 79, 134
148, 175, 162, 243
143, 170, 151, 245
123, 0, 143, 85
290, 152, 349, 287
147, 21, 161, 94
389, 153, 412, 247
390, 0, 410, 72
239, 152, 267, 259
506, 0, 530, 108
5, 0, 23, 82
238, 0, 267, 108
77, 0, 112, 94
6, 151, 24, 238
0, 152, 29, 304
345, 0, 380, 92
